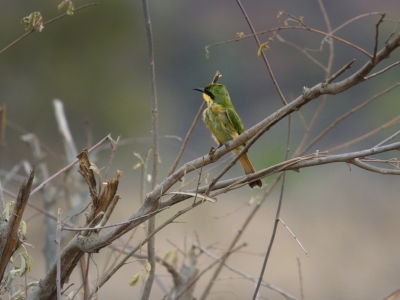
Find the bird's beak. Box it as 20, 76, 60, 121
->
193, 88, 204, 93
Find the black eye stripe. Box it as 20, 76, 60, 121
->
205, 90, 215, 100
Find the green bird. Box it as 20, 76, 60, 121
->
194, 83, 262, 189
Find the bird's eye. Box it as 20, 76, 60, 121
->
204, 90, 215, 100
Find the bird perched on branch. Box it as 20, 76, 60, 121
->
194, 83, 262, 189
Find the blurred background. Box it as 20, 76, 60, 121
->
1, 0, 400, 299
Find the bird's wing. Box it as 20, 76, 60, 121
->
226, 108, 245, 135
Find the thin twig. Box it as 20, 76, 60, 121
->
297, 258, 304, 300
30, 135, 109, 196
296, 0, 334, 156
206, 25, 371, 58
350, 158, 400, 175
0, 3, 98, 56
0, 180, 4, 218
327, 115, 400, 153
56, 209, 62, 300
141, 0, 159, 297
168, 102, 206, 176
372, 14, 386, 63
195, 243, 296, 300
200, 175, 283, 300
103, 135, 120, 181
375, 128, 400, 147
176, 243, 247, 300
53, 100, 78, 163
303, 82, 400, 153
168, 71, 221, 176
62, 206, 169, 231
83, 254, 91, 299
235, 0, 287, 105
253, 115, 292, 299
276, 34, 327, 71
364, 61, 400, 80
86, 201, 204, 300
322, 59, 355, 86
382, 287, 400, 300
279, 218, 309, 256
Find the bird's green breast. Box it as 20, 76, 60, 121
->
203, 103, 238, 145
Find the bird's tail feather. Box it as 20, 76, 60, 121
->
239, 154, 262, 189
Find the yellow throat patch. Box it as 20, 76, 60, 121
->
202, 93, 212, 104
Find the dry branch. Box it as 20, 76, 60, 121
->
0, 168, 34, 282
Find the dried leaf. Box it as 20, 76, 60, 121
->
3, 201, 15, 221
133, 162, 142, 170
277, 11, 284, 22
203, 173, 209, 184
67, 1, 74, 15
258, 43, 270, 57
19, 220, 27, 236
21, 12, 44, 32
20, 253, 33, 276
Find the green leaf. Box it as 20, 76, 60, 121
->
129, 273, 141, 286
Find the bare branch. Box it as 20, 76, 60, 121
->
276, 34, 327, 71
327, 115, 400, 153
168, 71, 222, 177
351, 158, 400, 175
176, 243, 247, 300
195, 243, 296, 300
279, 218, 309, 256
303, 82, 400, 153
235, 0, 287, 105
375, 128, 400, 147
85, 201, 204, 300
30, 135, 109, 197
206, 25, 372, 58
0, 168, 34, 282
56, 209, 62, 300
364, 61, 400, 80
168, 102, 206, 176
372, 14, 386, 63
141, 0, 160, 297
253, 114, 292, 299
382, 287, 400, 300
322, 59, 355, 86
297, 258, 304, 300
0, 3, 98, 56
200, 175, 283, 300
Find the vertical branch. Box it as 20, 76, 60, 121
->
53, 100, 78, 163
167, 102, 206, 176
141, 0, 159, 299
0, 168, 34, 282
235, 0, 287, 105
200, 175, 283, 300
0, 104, 6, 166
296, 0, 334, 155
0, 180, 5, 219
56, 209, 62, 300
253, 115, 292, 299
